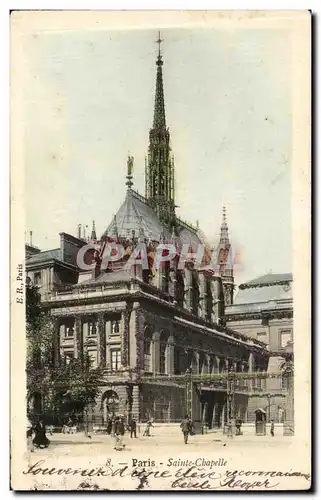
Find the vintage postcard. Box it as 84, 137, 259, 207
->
10, 10, 311, 491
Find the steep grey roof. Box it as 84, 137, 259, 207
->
176, 225, 203, 249
240, 273, 292, 288
102, 189, 172, 241
26, 248, 61, 265
102, 188, 204, 250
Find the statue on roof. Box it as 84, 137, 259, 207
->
126, 155, 134, 189
127, 155, 134, 176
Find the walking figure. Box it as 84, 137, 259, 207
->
235, 419, 242, 435
270, 419, 275, 437
114, 416, 125, 450
180, 414, 192, 444
143, 419, 153, 437
107, 418, 112, 435
130, 418, 137, 438
33, 419, 50, 449
63, 417, 73, 434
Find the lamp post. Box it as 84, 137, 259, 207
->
227, 366, 236, 436
185, 366, 193, 419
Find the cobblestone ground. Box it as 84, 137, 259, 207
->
29, 429, 292, 458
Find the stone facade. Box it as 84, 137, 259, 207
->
44, 276, 270, 427
225, 273, 294, 429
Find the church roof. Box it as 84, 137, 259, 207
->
102, 189, 172, 241
102, 188, 205, 250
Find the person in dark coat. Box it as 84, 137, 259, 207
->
107, 418, 112, 435
180, 415, 192, 444
236, 419, 242, 435
130, 418, 137, 438
143, 419, 153, 437
114, 416, 125, 450
33, 419, 50, 449
270, 419, 275, 437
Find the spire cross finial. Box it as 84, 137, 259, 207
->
156, 31, 163, 58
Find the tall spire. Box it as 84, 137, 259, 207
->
153, 31, 166, 129
145, 31, 175, 229
220, 206, 230, 246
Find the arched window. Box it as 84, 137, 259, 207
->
174, 347, 181, 375
219, 358, 226, 373
101, 390, 119, 422
159, 330, 169, 374
189, 352, 198, 375
199, 353, 208, 374
280, 362, 293, 391
144, 326, 153, 373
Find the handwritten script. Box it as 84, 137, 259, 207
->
23, 460, 311, 491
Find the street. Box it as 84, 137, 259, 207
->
20, 430, 308, 492
28, 428, 292, 458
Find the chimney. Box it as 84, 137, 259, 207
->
78, 224, 81, 239
30, 231, 33, 246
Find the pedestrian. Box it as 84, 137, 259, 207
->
26, 418, 34, 452
114, 416, 125, 450
236, 419, 242, 436
130, 418, 137, 438
67, 417, 73, 434
180, 414, 192, 444
270, 419, 275, 437
33, 419, 50, 449
107, 418, 112, 435
143, 419, 153, 437
111, 417, 116, 437
227, 420, 233, 438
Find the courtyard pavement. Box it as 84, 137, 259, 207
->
21, 430, 309, 492
28, 429, 292, 458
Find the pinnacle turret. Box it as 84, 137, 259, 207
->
219, 206, 230, 246
91, 220, 97, 240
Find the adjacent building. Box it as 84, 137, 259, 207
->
225, 273, 294, 433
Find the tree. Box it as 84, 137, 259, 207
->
26, 278, 104, 427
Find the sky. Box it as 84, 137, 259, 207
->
24, 27, 292, 286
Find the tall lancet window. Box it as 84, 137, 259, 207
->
144, 326, 153, 373
159, 330, 169, 374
